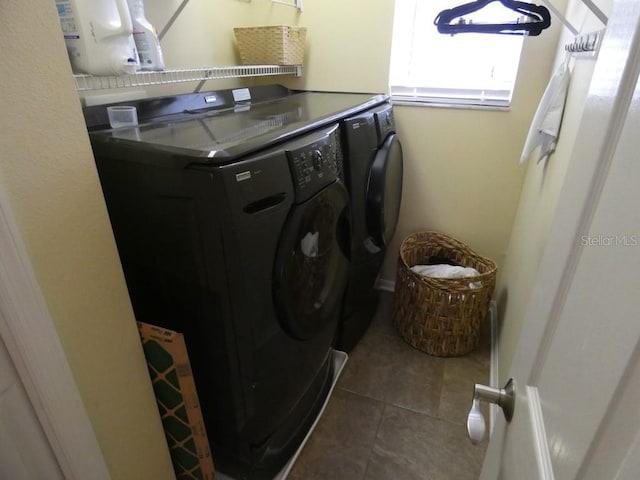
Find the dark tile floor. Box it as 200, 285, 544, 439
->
288, 291, 490, 480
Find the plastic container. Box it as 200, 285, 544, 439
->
107, 105, 138, 128
127, 0, 165, 71
55, 0, 139, 76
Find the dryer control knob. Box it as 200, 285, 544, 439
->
312, 149, 323, 170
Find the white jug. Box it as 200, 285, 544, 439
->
128, 0, 165, 71
55, 0, 140, 76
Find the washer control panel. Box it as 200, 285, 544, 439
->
373, 104, 395, 145
287, 124, 342, 203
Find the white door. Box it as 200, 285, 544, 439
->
478, 1, 640, 478
0, 336, 63, 479
0, 183, 112, 479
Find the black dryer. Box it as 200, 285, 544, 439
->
337, 103, 404, 352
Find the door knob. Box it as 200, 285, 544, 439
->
466, 378, 516, 444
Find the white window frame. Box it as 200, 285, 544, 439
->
389, 0, 526, 110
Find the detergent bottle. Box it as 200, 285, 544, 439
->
55, 0, 139, 76
127, 0, 166, 71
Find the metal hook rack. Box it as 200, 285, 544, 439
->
564, 29, 604, 55
539, 0, 607, 57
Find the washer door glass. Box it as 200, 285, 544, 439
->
366, 133, 404, 248
273, 181, 350, 340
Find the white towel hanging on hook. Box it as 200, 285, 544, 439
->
520, 58, 571, 164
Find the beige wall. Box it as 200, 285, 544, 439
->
495, 0, 613, 377
1, 0, 603, 475
379, 10, 566, 283
0, 1, 173, 479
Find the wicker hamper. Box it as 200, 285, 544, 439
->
393, 231, 497, 357
234, 25, 306, 65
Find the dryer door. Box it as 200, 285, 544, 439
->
273, 181, 350, 340
366, 133, 404, 248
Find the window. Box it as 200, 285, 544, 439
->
389, 0, 525, 108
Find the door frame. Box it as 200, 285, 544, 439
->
0, 184, 111, 480
483, 0, 640, 476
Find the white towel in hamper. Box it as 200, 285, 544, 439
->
520, 61, 571, 164
411, 264, 483, 289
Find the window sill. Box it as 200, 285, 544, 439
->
390, 97, 511, 112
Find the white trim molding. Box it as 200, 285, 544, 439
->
489, 300, 499, 436
527, 386, 555, 480
0, 185, 111, 480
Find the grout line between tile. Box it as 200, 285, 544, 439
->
361, 402, 390, 480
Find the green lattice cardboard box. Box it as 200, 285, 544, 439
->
138, 322, 215, 480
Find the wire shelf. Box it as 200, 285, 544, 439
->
74, 65, 301, 91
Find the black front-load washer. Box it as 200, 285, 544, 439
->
337, 103, 404, 352
83, 85, 388, 479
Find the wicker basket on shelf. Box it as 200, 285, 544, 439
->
234, 25, 306, 65
392, 231, 497, 357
